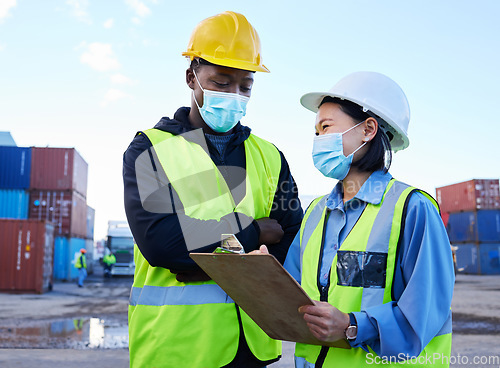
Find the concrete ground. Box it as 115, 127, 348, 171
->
0, 268, 499, 367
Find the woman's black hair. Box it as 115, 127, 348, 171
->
319, 96, 392, 173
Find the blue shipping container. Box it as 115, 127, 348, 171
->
53, 237, 86, 281
0, 146, 31, 189
53, 237, 69, 280
479, 243, 500, 275
454, 243, 479, 274
0, 189, 29, 219
447, 210, 500, 243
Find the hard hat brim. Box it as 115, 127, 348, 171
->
182, 52, 270, 73
300, 91, 409, 152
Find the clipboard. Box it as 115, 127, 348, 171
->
190, 252, 350, 349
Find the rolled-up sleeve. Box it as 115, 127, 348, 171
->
350, 192, 455, 358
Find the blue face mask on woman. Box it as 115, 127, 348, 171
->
312, 122, 367, 180
192, 70, 249, 133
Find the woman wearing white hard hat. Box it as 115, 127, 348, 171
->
280, 72, 454, 366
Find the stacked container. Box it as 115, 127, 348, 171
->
29, 148, 93, 281
0, 146, 32, 219
85, 206, 95, 273
0, 219, 55, 294
436, 179, 500, 274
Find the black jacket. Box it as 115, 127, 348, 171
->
123, 107, 303, 272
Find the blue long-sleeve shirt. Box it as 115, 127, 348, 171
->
284, 170, 455, 358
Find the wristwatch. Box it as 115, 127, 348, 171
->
345, 313, 358, 341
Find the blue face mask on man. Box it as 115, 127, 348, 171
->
312, 122, 367, 180
192, 70, 249, 133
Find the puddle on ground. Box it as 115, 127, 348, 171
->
0, 317, 128, 349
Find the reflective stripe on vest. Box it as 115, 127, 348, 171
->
129, 284, 234, 306
128, 128, 282, 368
296, 179, 452, 367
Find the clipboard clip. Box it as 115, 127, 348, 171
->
214, 234, 245, 254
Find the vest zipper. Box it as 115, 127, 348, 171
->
315, 210, 331, 368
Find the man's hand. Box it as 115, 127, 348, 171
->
248, 245, 270, 255
299, 301, 350, 342
256, 218, 284, 245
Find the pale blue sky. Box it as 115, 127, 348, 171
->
1, 0, 499, 239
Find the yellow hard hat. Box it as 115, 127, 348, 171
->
182, 11, 269, 73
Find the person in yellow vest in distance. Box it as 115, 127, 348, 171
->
255, 72, 454, 367
73, 318, 84, 335
75, 248, 87, 288
102, 249, 116, 278
122, 11, 303, 368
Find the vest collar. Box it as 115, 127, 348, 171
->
326, 170, 393, 210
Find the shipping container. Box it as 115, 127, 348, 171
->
447, 210, 500, 243
0, 219, 54, 293
0, 189, 29, 219
86, 206, 95, 240
85, 238, 94, 274
436, 179, 500, 213
454, 243, 479, 274
0, 146, 32, 189
53, 237, 69, 280
479, 243, 500, 275
0, 131, 16, 146
53, 236, 86, 281
30, 147, 88, 198
454, 243, 500, 275
28, 189, 87, 238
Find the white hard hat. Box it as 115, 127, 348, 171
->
300, 71, 410, 151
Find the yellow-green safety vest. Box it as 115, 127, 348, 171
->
103, 254, 116, 265
128, 128, 283, 368
295, 179, 452, 367
75, 254, 86, 269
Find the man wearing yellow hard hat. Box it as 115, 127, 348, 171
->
123, 11, 303, 367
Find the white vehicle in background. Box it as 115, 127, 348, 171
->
106, 220, 135, 276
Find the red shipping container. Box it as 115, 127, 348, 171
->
436, 179, 500, 213
0, 219, 54, 294
28, 190, 87, 238
30, 147, 88, 198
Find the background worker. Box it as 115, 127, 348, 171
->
75, 248, 87, 288
123, 11, 303, 368
280, 72, 454, 367
102, 249, 116, 278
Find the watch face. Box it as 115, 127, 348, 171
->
346, 325, 357, 340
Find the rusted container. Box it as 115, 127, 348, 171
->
0, 219, 54, 294
436, 179, 500, 213
28, 190, 87, 238
30, 147, 88, 198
